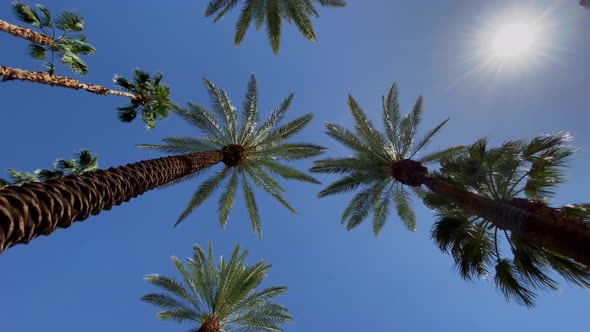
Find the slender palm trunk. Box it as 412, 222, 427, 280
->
391, 159, 590, 267
0, 19, 55, 46
0, 65, 136, 98
0, 151, 224, 252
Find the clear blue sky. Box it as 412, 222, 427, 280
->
1, 1, 589, 331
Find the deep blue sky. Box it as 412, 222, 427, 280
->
1, 1, 589, 331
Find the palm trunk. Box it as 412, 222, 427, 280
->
391, 159, 590, 267
0, 151, 224, 252
0, 65, 136, 99
197, 320, 221, 332
0, 19, 55, 46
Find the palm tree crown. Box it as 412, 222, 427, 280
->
425, 133, 590, 306
114, 69, 177, 129
311, 83, 460, 235
140, 74, 323, 237
142, 242, 291, 332
204, 0, 346, 53
11, 2, 95, 75
1, 149, 99, 186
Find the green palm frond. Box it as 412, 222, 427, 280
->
177, 167, 230, 225
242, 172, 262, 237
218, 170, 239, 228
495, 259, 536, 307
3, 150, 99, 185
204, 0, 345, 53
313, 82, 454, 233
235, 0, 256, 44
140, 74, 320, 235
238, 74, 259, 144
13, 2, 94, 74
285, 0, 316, 41
428, 133, 588, 307
265, 0, 282, 53
393, 185, 416, 231
114, 69, 177, 129
143, 242, 291, 331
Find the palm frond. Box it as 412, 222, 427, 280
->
373, 184, 394, 235
348, 95, 384, 148
204, 79, 238, 141
342, 182, 385, 230
410, 118, 449, 158
249, 93, 294, 147
242, 172, 262, 238
318, 172, 373, 197
258, 159, 320, 184
495, 259, 536, 307
235, 0, 255, 45
393, 185, 416, 231
176, 167, 230, 225
417, 146, 466, 164
256, 143, 324, 161
218, 170, 239, 228
382, 83, 401, 153
285, 0, 316, 41
238, 74, 259, 144
265, 0, 282, 53
264, 114, 314, 144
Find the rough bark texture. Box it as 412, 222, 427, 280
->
390, 159, 590, 267
420, 175, 590, 266
197, 319, 221, 332
0, 151, 224, 252
509, 198, 590, 267
0, 65, 136, 98
0, 20, 55, 46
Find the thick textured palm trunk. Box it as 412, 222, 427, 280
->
0, 65, 136, 98
197, 320, 221, 332
0, 151, 224, 252
392, 159, 590, 267
0, 20, 55, 46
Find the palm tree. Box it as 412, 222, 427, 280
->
311, 82, 460, 235
0, 149, 99, 186
0, 66, 175, 129
3, 2, 95, 75
311, 83, 590, 267
425, 135, 590, 306
142, 242, 291, 332
1, 4, 174, 128
0, 74, 322, 252
204, 0, 346, 53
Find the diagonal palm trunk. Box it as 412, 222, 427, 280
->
0, 65, 136, 98
0, 19, 55, 46
392, 159, 590, 267
0, 151, 225, 252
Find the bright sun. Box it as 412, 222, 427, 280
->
491, 22, 536, 58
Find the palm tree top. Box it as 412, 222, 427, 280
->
11, 2, 95, 75
139, 74, 323, 237
142, 242, 292, 332
425, 133, 590, 307
114, 68, 177, 129
311, 82, 460, 235
1, 149, 99, 186
204, 0, 346, 53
